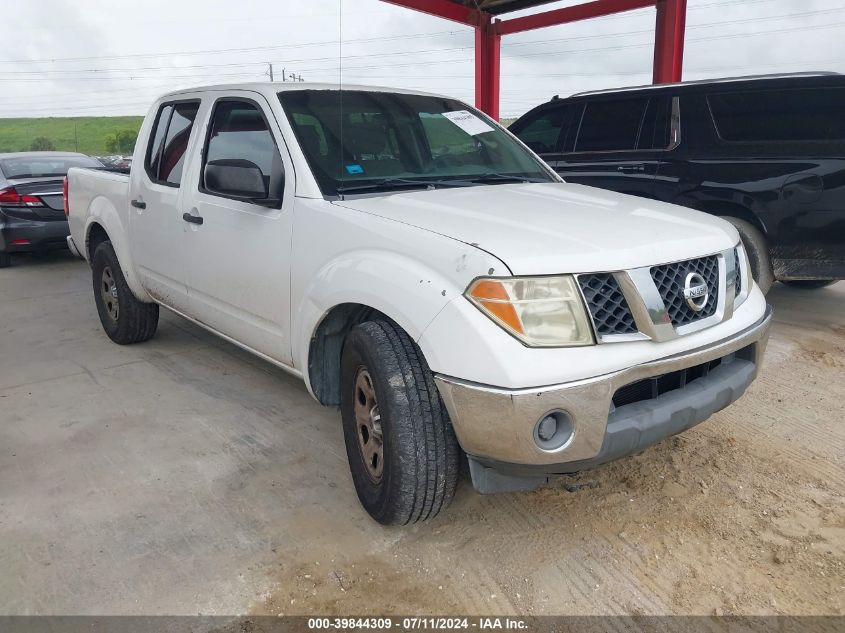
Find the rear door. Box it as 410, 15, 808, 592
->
550, 95, 674, 199
180, 92, 295, 364
129, 98, 202, 314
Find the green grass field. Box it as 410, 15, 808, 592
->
0, 116, 143, 156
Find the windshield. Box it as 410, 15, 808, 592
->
0, 155, 102, 179
278, 90, 556, 196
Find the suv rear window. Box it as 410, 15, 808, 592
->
709, 87, 845, 142
574, 98, 649, 152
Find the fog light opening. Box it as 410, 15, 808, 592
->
533, 410, 574, 451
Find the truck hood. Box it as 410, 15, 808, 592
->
333, 183, 738, 275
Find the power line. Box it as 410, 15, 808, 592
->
2, 5, 840, 79
0, 30, 465, 65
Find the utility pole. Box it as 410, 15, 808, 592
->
267, 62, 274, 82
282, 68, 286, 82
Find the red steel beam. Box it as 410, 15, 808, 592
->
379, 0, 480, 26
653, 0, 687, 83
497, 0, 655, 35
475, 14, 501, 119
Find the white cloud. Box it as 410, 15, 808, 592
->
0, 0, 843, 118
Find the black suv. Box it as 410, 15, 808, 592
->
510, 73, 845, 293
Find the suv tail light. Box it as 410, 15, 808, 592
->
63, 176, 69, 216
0, 187, 44, 208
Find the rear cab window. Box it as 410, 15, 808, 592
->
145, 101, 201, 187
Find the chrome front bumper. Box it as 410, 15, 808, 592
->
435, 305, 773, 472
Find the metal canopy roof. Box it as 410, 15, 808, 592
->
382, 0, 689, 119
449, 0, 562, 15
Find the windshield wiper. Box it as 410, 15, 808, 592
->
336, 178, 472, 197
459, 173, 549, 185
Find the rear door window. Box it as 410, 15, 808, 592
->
574, 97, 649, 152
638, 96, 672, 150
145, 101, 200, 186
709, 87, 845, 141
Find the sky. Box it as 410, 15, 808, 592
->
1, 0, 844, 119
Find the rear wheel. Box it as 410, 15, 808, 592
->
724, 217, 774, 295
782, 279, 838, 290
0, 253, 10, 268
91, 241, 159, 345
340, 319, 460, 525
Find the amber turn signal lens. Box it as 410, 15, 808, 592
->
468, 280, 525, 335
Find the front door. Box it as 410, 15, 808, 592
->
129, 100, 201, 314
548, 96, 675, 200
180, 93, 294, 364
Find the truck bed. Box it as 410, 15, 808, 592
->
66, 167, 130, 263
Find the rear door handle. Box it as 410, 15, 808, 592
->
617, 164, 646, 173
130, 199, 146, 209
182, 212, 203, 225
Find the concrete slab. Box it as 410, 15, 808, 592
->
1, 252, 842, 617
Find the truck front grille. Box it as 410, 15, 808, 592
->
650, 255, 719, 326
733, 248, 742, 296
612, 357, 724, 408
577, 273, 637, 336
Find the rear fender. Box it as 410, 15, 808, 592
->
84, 197, 150, 302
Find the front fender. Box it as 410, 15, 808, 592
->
84, 197, 150, 302
294, 248, 497, 388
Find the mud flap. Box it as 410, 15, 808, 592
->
467, 457, 549, 494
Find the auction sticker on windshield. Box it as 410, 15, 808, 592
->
442, 110, 494, 136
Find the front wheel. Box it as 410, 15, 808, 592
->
781, 280, 838, 290
91, 241, 159, 345
723, 217, 774, 295
340, 320, 460, 525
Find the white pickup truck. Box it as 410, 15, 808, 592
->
66, 83, 772, 524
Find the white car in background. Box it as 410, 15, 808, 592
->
65, 83, 771, 524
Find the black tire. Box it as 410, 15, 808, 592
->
91, 241, 159, 345
0, 252, 10, 268
340, 319, 460, 525
781, 279, 838, 290
723, 217, 774, 295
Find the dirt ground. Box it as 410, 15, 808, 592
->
254, 282, 845, 618
0, 253, 842, 617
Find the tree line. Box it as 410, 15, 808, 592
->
17, 128, 138, 154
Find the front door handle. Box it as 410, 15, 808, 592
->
182, 212, 204, 225
130, 199, 146, 209
617, 164, 646, 173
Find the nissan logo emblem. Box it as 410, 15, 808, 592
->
683, 272, 709, 312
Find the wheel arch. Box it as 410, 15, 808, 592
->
307, 303, 389, 406
83, 205, 151, 302
691, 200, 768, 236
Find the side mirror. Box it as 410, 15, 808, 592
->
204, 159, 269, 202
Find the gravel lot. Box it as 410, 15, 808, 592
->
0, 252, 842, 617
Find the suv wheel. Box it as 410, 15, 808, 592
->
724, 217, 774, 295
92, 241, 159, 344
340, 319, 460, 525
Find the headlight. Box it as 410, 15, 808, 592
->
466, 275, 594, 347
